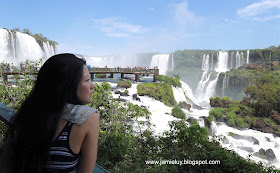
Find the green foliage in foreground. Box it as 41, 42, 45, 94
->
0, 63, 279, 172
91, 82, 279, 173
157, 75, 181, 87
171, 106, 185, 119
137, 83, 177, 107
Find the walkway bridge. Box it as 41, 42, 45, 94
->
2, 67, 160, 83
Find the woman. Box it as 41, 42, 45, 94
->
0, 53, 99, 173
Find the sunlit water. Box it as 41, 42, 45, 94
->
98, 77, 280, 169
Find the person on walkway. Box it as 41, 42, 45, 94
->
0, 53, 99, 173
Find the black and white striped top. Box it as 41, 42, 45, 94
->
46, 104, 99, 172
47, 121, 80, 173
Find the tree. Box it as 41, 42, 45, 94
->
23, 29, 32, 35
12, 27, 21, 32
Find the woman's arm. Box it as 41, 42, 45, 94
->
77, 112, 99, 173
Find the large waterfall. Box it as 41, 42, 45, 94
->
195, 51, 229, 103
195, 50, 250, 103
82, 53, 171, 75
149, 54, 170, 75
0, 28, 57, 65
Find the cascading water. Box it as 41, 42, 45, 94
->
236, 52, 240, 68
231, 52, 234, 69
247, 50, 250, 64
211, 54, 214, 70
215, 51, 229, 72
42, 42, 57, 59
171, 54, 174, 71
222, 75, 230, 98
149, 54, 170, 75
195, 51, 229, 103
241, 52, 244, 65
0, 28, 57, 65
195, 55, 212, 103
171, 79, 280, 169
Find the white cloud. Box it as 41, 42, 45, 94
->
238, 0, 280, 21
91, 17, 147, 38
169, 1, 201, 34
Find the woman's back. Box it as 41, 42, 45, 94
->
0, 54, 99, 173
47, 104, 99, 173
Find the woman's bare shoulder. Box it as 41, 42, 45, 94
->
80, 112, 99, 129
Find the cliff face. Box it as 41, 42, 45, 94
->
215, 60, 280, 101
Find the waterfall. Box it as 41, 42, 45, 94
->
0, 28, 57, 65
195, 51, 230, 103
42, 41, 57, 59
241, 52, 244, 65
222, 75, 227, 97
171, 53, 174, 71
236, 52, 240, 68
231, 52, 234, 69
246, 50, 250, 64
202, 54, 210, 71
215, 51, 229, 72
195, 54, 212, 102
203, 73, 220, 100
195, 71, 212, 101
211, 54, 214, 70
149, 54, 170, 75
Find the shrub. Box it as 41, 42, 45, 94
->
209, 107, 225, 120
124, 89, 129, 95
95, 74, 106, 78
228, 119, 236, 127
264, 118, 274, 126
157, 75, 181, 87
117, 80, 132, 88
171, 106, 185, 119
226, 112, 237, 120
207, 115, 216, 123
137, 83, 177, 107
190, 118, 199, 126
235, 117, 249, 128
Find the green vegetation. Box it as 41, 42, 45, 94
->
209, 108, 225, 120
210, 95, 279, 133
0, 59, 279, 172
173, 49, 218, 68
190, 118, 199, 126
124, 89, 129, 95
117, 80, 132, 88
95, 74, 106, 78
8, 27, 58, 47
171, 106, 185, 119
207, 115, 216, 123
157, 75, 181, 87
244, 73, 280, 118
137, 83, 177, 107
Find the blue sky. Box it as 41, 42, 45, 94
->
1, 0, 280, 56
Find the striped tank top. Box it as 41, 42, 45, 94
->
48, 121, 80, 172
46, 104, 99, 172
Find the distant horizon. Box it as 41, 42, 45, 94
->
1, 0, 279, 56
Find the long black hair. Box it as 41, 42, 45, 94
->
0, 53, 86, 172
